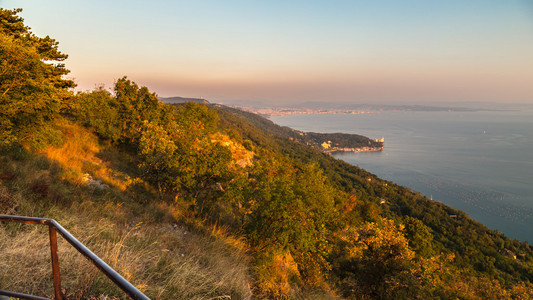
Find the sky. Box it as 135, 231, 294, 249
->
2, 0, 533, 104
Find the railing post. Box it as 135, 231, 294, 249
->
49, 225, 62, 300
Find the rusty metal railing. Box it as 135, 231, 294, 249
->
0, 215, 150, 300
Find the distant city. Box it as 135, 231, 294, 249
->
233, 106, 379, 118
229, 103, 491, 118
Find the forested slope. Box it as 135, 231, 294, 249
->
216, 103, 533, 287
216, 105, 383, 152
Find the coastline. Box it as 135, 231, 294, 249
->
324, 146, 384, 154
271, 110, 533, 243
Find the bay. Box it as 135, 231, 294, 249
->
271, 109, 533, 243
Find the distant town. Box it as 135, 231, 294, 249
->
232, 106, 378, 118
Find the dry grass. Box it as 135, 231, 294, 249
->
40, 120, 135, 191
0, 123, 253, 299
0, 224, 54, 297
0, 217, 253, 299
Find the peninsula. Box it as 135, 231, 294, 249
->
293, 131, 384, 154
215, 105, 384, 154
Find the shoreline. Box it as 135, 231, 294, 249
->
324, 146, 384, 154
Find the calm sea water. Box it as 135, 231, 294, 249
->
271, 109, 533, 243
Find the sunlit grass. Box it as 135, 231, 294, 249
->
0, 125, 253, 299
40, 120, 133, 191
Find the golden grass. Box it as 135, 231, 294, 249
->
40, 120, 134, 191
0, 126, 253, 299
0, 224, 53, 296
0, 194, 253, 299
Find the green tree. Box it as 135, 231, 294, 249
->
172, 122, 233, 213
113, 77, 161, 144
246, 157, 337, 285
72, 87, 121, 141
138, 120, 180, 197
137, 102, 234, 214
403, 215, 434, 257
175, 101, 219, 134
334, 219, 423, 299
0, 8, 74, 146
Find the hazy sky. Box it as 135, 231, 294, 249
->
2, 0, 533, 104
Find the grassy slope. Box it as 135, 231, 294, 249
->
0, 120, 252, 299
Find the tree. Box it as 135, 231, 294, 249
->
246, 157, 337, 286
334, 219, 423, 298
72, 87, 121, 141
138, 120, 180, 197
113, 77, 161, 144
174, 101, 219, 134
403, 215, 434, 257
171, 105, 233, 213
0, 9, 74, 146
137, 102, 234, 213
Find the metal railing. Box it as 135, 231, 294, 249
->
0, 215, 150, 300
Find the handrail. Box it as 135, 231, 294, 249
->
0, 214, 150, 300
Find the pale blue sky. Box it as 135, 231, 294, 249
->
2, 0, 532, 103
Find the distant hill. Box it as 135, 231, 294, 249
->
220, 100, 487, 112
159, 96, 209, 104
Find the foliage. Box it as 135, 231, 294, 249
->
137, 103, 234, 214
217, 102, 533, 297
333, 219, 422, 299
402, 215, 434, 257
138, 121, 179, 196
113, 77, 162, 144
246, 157, 337, 290
253, 251, 301, 298
71, 87, 121, 141
173, 101, 220, 134
0, 8, 74, 146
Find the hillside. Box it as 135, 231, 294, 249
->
215, 105, 384, 153
1, 8, 533, 299
216, 104, 533, 286
159, 96, 209, 105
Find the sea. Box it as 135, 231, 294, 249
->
271, 108, 533, 243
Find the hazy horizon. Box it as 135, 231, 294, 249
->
2, 0, 532, 104
212, 98, 533, 109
